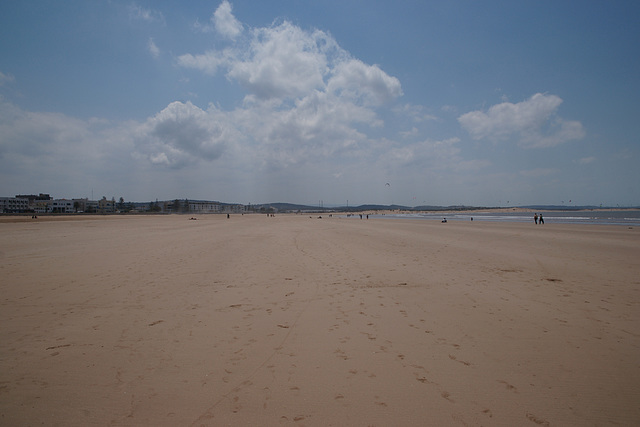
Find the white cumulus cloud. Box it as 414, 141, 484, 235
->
0, 2, 411, 200
179, 5, 401, 107
458, 93, 585, 148
214, 0, 242, 39
226, 22, 333, 100
328, 59, 403, 106
133, 101, 234, 168
173, 2, 403, 170
193, 0, 242, 38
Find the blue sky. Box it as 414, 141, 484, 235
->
1, 1, 639, 206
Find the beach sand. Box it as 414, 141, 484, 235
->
1, 214, 638, 426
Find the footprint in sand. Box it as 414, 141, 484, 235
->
526, 412, 550, 426
448, 354, 471, 366
441, 391, 454, 402
498, 380, 518, 392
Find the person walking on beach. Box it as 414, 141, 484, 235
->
539, 214, 544, 224
534, 213, 538, 224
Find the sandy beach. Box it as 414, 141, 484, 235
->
1, 214, 638, 426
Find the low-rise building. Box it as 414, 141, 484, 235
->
189, 201, 222, 213
0, 197, 30, 213
32, 200, 52, 214
16, 194, 52, 213
98, 197, 116, 213
223, 204, 247, 213
50, 199, 74, 213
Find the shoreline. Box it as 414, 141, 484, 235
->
1, 206, 639, 220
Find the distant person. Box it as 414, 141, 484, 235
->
442, 218, 447, 223
534, 213, 538, 224
539, 214, 544, 225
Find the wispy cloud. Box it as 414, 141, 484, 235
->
519, 168, 558, 177
128, 4, 165, 24
148, 38, 160, 58
576, 156, 595, 165
400, 127, 419, 138
385, 138, 462, 170
0, 71, 15, 86
177, 50, 229, 76
394, 103, 439, 122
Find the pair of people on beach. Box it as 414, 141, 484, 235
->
534, 213, 544, 224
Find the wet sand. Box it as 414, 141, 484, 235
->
1, 214, 639, 426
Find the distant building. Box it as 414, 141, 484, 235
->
1, 193, 256, 215
189, 201, 222, 213
16, 193, 52, 203
0, 197, 30, 213
70, 198, 89, 213
32, 199, 52, 214
11, 194, 52, 213
222, 204, 247, 213
97, 197, 115, 213
50, 199, 74, 213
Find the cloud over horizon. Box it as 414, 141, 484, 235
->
3, 0, 634, 206
458, 93, 585, 148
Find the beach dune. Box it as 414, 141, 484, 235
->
1, 215, 638, 426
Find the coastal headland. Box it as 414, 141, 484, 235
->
1, 214, 638, 426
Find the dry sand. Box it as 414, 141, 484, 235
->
1, 214, 638, 426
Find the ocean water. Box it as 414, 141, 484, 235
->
358, 210, 640, 226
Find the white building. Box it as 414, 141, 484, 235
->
223, 204, 247, 213
50, 199, 74, 213
189, 201, 222, 213
0, 197, 29, 213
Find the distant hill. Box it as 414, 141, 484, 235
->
262, 202, 324, 211
262, 203, 497, 212
126, 200, 639, 213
